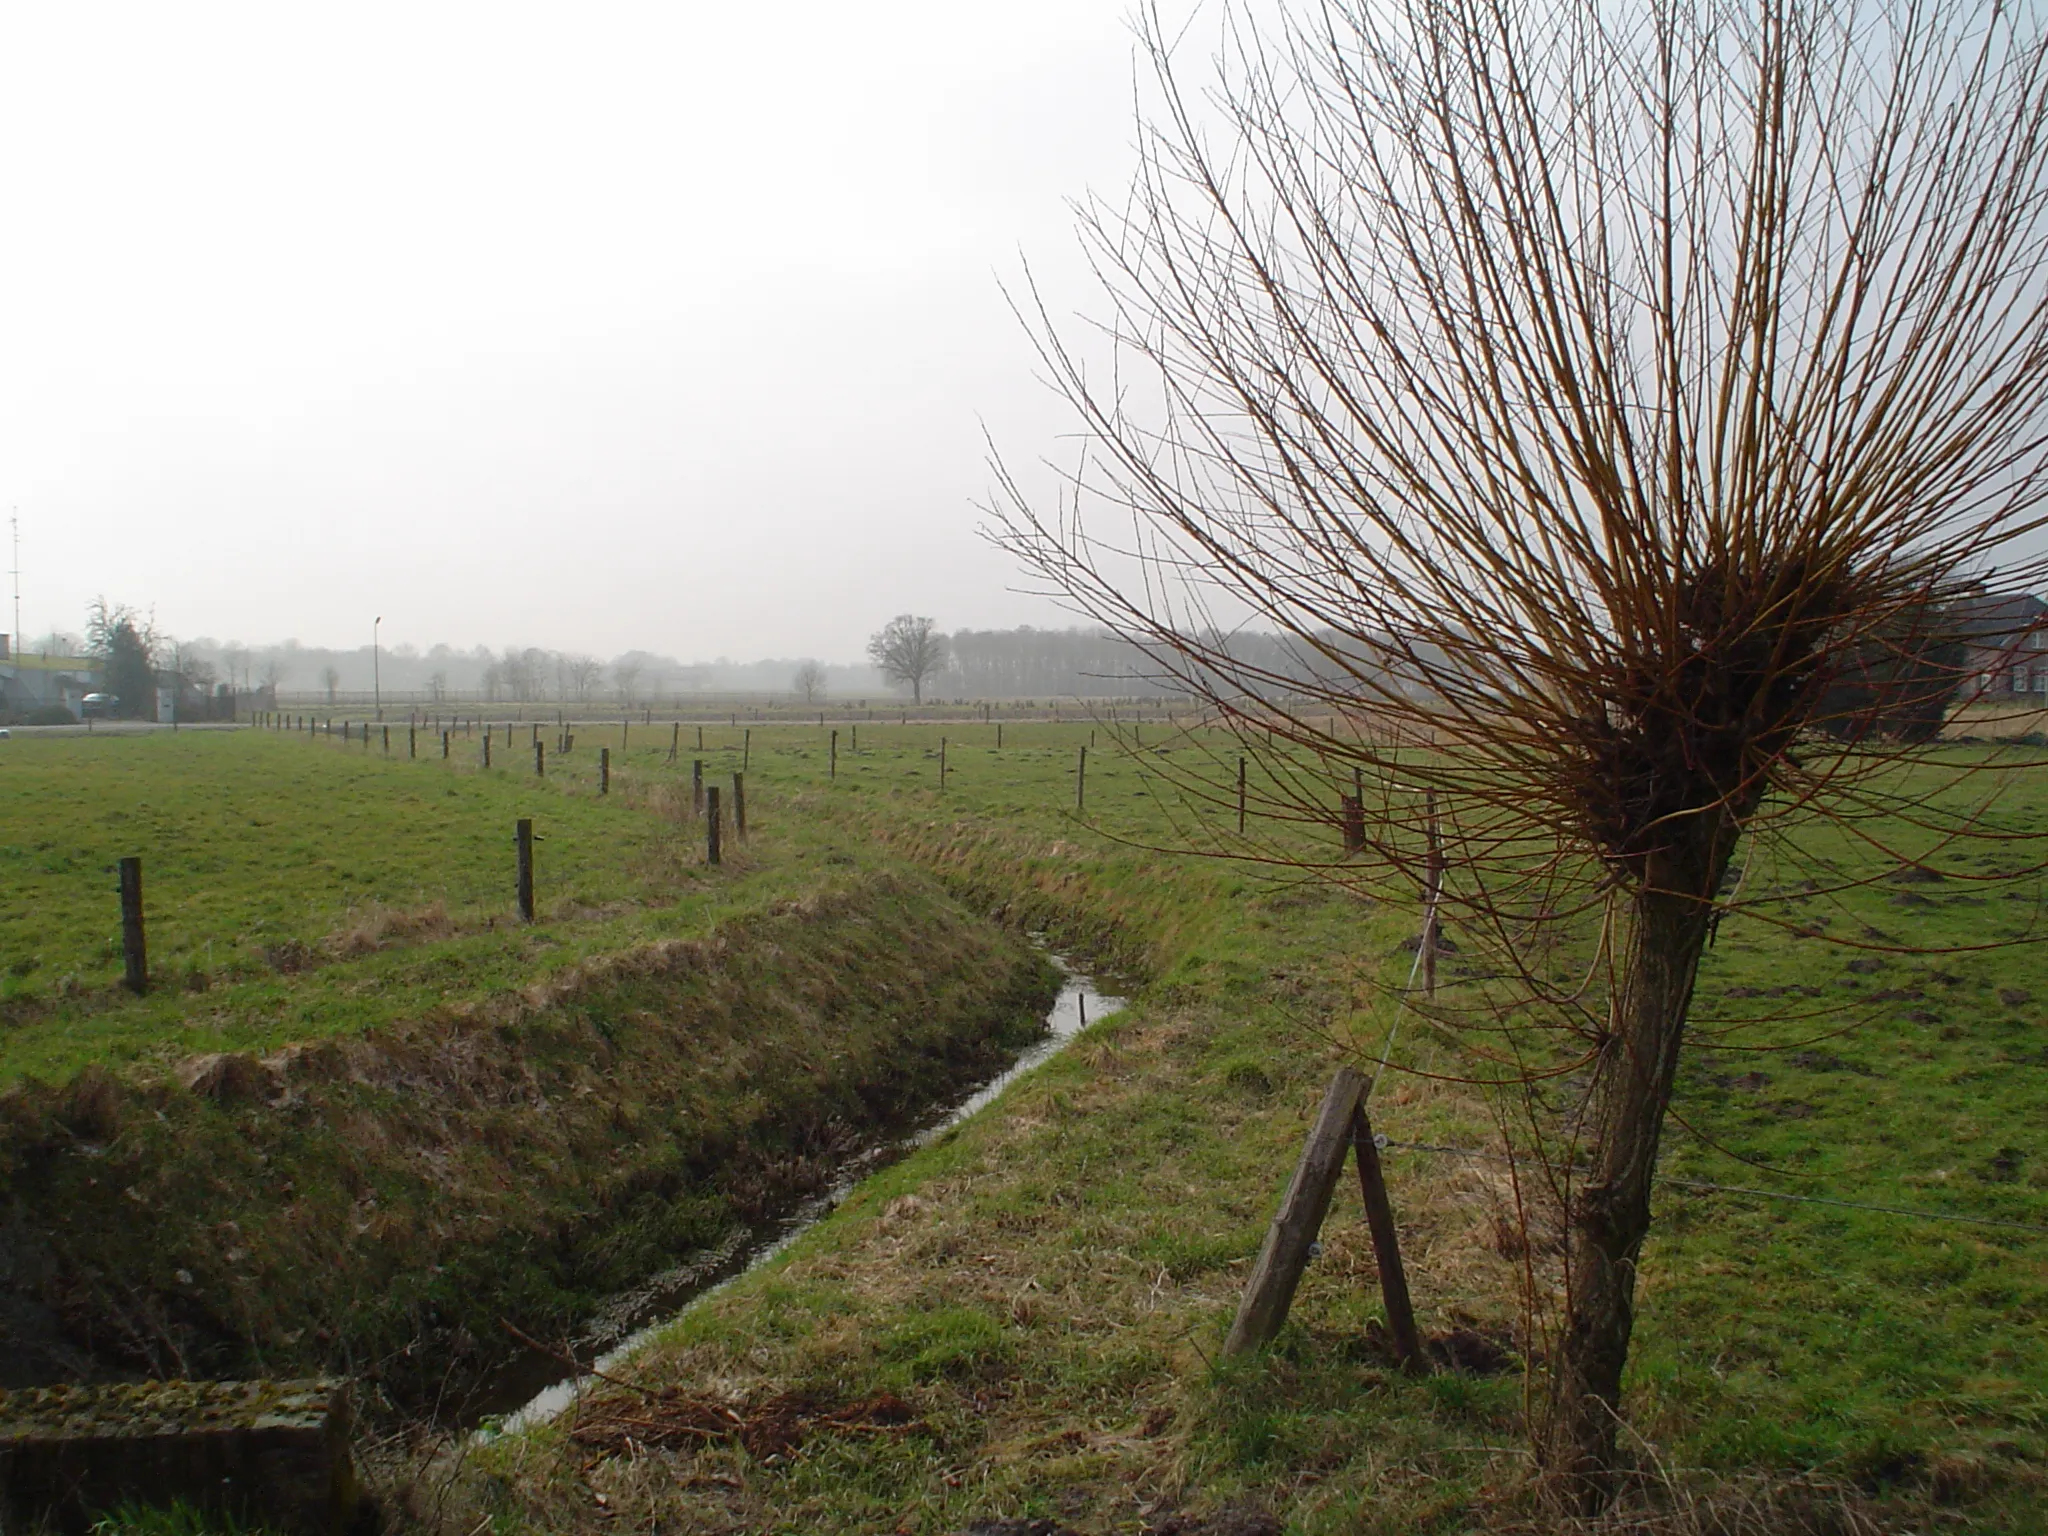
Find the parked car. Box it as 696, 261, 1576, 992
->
80, 693, 119, 718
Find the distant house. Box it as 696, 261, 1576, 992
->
0, 634, 102, 718
1955, 593, 2048, 699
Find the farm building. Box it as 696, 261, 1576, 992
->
1956, 592, 2048, 698
0, 635, 101, 719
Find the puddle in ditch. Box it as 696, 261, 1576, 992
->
475, 947, 1125, 1435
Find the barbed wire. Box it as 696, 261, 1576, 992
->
1376, 1139, 2048, 1235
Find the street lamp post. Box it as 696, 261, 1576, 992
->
373, 616, 383, 720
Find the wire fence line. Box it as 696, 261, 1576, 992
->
1374, 1137, 2048, 1236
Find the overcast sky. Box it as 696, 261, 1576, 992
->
0, 1, 1146, 661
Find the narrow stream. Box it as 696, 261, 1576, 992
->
478, 947, 1126, 1435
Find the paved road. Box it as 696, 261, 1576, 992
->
0, 721, 245, 738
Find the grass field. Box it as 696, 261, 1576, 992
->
4, 724, 2045, 1530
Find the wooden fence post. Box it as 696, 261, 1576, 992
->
706, 786, 722, 866
1351, 1105, 1424, 1372
996, 722, 1003, 749
1341, 795, 1365, 854
442, 730, 450, 759
515, 819, 535, 922
743, 728, 751, 772
534, 740, 545, 777
118, 857, 147, 995
732, 772, 747, 838
668, 722, 679, 763
939, 736, 947, 790
697, 725, 704, 751
1224, 1068, 1365, 1355
692, 759, 704, 816
599, 747, 610, 795
408, 725, 416, 759
1076, 745, 1087, 812
830, 730, 838, 780
482, 733, 492, 769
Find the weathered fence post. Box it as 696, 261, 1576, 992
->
1351, 1104, 1424, 1372
534, 740, 545, 777
621, 719, 628, 751
442, 730, 450, 759
692, 759, 704, 816
599, 747, 610, 795
996, 722, 1003, 749
515, 819, 535, 922
1076, 745, 1087, 812
939, 736, 947, 790
706, 786, 722, 866
669, 722, 679, 763
697, 725, 704, 751
482, 733, 492, 769
1224, 1068, 1365, 1355
732, 772, 746, 838
743, 728, 751, 772
830, 730, 838, 780
118, 857, 147, 995
1341, 795, 1366, 854
408, 725, 416, 759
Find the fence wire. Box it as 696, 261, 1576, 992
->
1376, 1138, 2048, 1235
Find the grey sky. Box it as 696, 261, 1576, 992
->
0, 1, 1140, 661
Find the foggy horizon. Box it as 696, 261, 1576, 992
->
0, 1, 1145, 662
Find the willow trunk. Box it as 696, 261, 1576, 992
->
1549, 831, 1733, 1509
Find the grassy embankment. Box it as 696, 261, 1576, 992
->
421, 722, 2047, 1534
0, 730, 1060, 1410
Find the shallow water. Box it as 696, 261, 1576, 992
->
479, 949, 1125, 1434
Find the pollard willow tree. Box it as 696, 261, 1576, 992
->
994, 0, 2048, 1506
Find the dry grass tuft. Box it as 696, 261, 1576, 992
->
568, 1386, 924, 1461
1498, 1467, 1890, 1536
329, 900, 454, 957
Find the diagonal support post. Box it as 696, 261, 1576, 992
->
1224, 1066, 1426, 1370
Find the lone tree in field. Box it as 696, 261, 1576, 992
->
320, 665, 340, 704
613, 659, 644, 708
85, 599, 156, 718
867, 615, 949, 705
995, 0, 2048, 1506
791, 659, 828, 705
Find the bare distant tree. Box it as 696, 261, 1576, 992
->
428, 671, 447, 703
257, 655, 288, 692
791, 660, 828, 705
320, 665, 340, 705
562, 653, 603, 702
613, 659, 644, 707
866, 616, 947, 705
994, 0, 2048, 1507
499, 647, 552, 701
219, 644, 249, 691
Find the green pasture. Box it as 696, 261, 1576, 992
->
2, 723, 2044, 1526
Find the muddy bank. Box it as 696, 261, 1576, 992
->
0, 871, 1059, 1418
